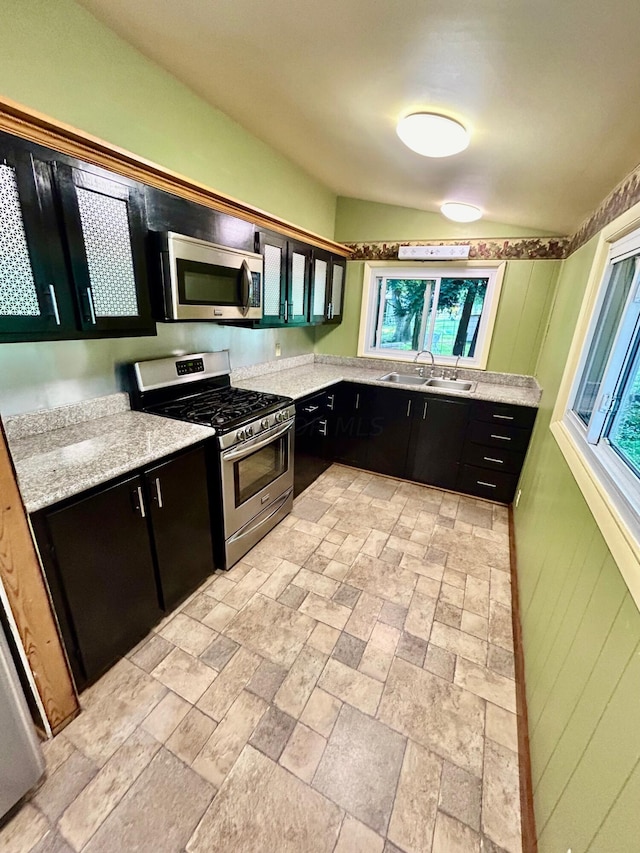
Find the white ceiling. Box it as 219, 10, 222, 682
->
78, 0, 640, 234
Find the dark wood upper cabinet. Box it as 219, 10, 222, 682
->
326, 256, 346, 324
53, 162, 153, 335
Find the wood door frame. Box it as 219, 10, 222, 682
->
0, 422, 78, 734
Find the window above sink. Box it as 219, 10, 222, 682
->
357, 262, 505, 369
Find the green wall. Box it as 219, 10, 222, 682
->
0, 0, 330, 415
1, 0, 336, 237
315, 258, 561, 377
335, 197, 556, 242
514, 239, 640, 852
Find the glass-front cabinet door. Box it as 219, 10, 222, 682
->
286, 239, 311, 324
54, 163, 153, 334
310, 247, 330, 324
0, 149, 70, 338
327, 256, 346, 324
256, 231, 286, 324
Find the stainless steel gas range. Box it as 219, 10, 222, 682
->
129, 351, 294, 569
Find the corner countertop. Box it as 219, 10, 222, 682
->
231, 355, 542, 408
6, 402, 215, 514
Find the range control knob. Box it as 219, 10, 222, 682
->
282, 410, 290, 420
245, 425, 254, 437
275, 411, 283, 423
236, 429, 245, 441
261, 418, 270, 430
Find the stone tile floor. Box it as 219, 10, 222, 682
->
1, 464, 522, 853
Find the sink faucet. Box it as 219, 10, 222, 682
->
413, 349, 435, 377
452, 355, 461, 380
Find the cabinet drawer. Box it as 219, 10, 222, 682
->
296, 391, 331, 429
470, 400, 537, 430
468, 420, 532, 453
457, 464, 519, 504
462, 441, 526, 475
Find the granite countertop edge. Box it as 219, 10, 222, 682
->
233, 361, 542, 408
10, 411, 216, 515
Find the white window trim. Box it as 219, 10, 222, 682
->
357, 261, 505, 369
550, 200, 640, 608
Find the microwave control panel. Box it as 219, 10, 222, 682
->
249, 272, 261, 307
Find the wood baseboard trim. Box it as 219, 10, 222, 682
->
509, 505, 538, 853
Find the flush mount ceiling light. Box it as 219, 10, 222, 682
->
440, 202, 482, 222
396, 112, 469, 157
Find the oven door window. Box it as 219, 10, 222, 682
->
234, 434, 289, 506
177, 258, 242, 306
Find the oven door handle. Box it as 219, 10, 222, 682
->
222, 419, 294, 462
240, 259, 252, 317
227, 487, 293, 545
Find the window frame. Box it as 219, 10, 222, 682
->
551, 202, 640, 607
357, 261, 505, 369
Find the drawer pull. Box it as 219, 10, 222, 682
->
303, 405, 319, 413
483, 456, 504, 464
493, 414, 514, 420
477, 480, 497, 488
490, 434, 511, 441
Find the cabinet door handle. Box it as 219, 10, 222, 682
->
318, 419, 328, 436
406, 399, 412, 417
483, 456, 504, 464
493, 414, 514, 420
135, 485, 146, 518
422, 400, 428, 420
48, 284, 61, 325
327, 394, 335, 411
490, 434, 511, 441
477, 480, 497, 488
284, 300, 288, 322
355, 393, 360, 410
86, 286, 97, 325
303, 405, 319, 413
154, 477, 163, 508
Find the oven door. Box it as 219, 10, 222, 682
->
220, 419, 294, 535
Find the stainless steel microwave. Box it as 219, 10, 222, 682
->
158, 232, 263, 322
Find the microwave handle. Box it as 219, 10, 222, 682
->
240, 260, 252, 317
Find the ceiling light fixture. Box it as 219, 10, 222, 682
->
396, 112, 469, 157
440, 202, 482, 222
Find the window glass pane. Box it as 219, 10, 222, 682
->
574, 257, 637, 426
607, 333, 640, 475
430, 278, 488, 357
377, 279, 431, 351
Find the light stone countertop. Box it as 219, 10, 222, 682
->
8, 410, 215, 514
232, 355, 542, 408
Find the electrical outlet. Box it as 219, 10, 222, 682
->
275, 342, 281, 357
515, 488, 522, 507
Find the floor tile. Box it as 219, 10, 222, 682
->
181, 592, 219, 623
432, 810, 481, 853
359, 641, 394, 682
460, 610, 489, 640
430, 621, 488, 666
197, 647, 261, 721
186, 746, 342, 853
404, 592, 436, 641
313, 704, 405, 835
307, 621, 341, 655
482, 740, 522, 853
489, 600, 515, 651
166, 707, 217, 765
142, 690, 190, 742
464, 576, 491, 619
278, 583, 308, 608
332, 631, 367, 668
205, 575, 236, 601
378, 658, 485, 776
396, 631, 428, 667
333, 583, 361, 609
58, 728, 160, 850
159, 613, 216, 657
280, 722, 326, 782
435, 599, 462, 629
299, 591, 351, 629
334, 815, 384, 853
438, 759, 482, 831
250, 525, 321, 564
424, 643, 456, 681
82, 748, 214, 853
0, 804, 50, 853
224, 594, 315, 667
453, 657, 516, 712
192, 690, 267, 787
249, 704, 296, 760
387, 740, 441, 853
274, 645, 327, 717
129, 634, 173, 673
200, 634, 240, 671
488, 644, 516, 679
152, 647, 216, 705
300, 687, 342, 738
485, 702, 519, 753
318, 658, 384, 716
346, 554, 417, 607
246, 658, 289, 702
378, 600, 408, 630
293, 567, 340, 598
259, 559, 300, 599
344, 592, 384, 641
201, 601, 238, 632
31, 828, 75, 853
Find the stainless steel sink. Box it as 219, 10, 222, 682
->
425, 377, 476, 392
378, 372, 427, 386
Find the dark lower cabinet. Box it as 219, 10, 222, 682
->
34, 444, 214, 689
407, 395, 470, 490
328, 383, 372, 469
294, 390, 332, 497
367, 387, 413, 477
41, 474, 162, 689
145, 447, 213, 611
